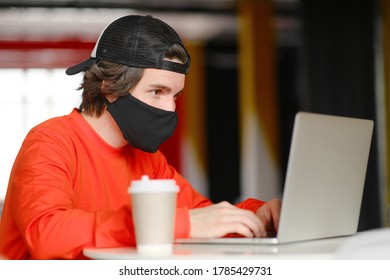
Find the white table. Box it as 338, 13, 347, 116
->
84, 228, 390, 260
83, 236, 349, 260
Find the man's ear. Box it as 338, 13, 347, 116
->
101, 80, 110, 90
101, 80, 117, 103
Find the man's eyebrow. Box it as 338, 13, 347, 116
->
149, 84, 184, 95
149, 84, 172, 92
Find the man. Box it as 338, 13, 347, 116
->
0, 15, 281, 259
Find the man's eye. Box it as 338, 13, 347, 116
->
151, 90, 160, 96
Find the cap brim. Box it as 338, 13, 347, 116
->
65, 58, 95, 75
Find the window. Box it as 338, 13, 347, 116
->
0, 69, 82, 198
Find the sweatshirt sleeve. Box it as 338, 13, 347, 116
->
150, 153, 267, 239
150, 155, 213, 239
235, 198, 266, 213
10, 128, 136, 259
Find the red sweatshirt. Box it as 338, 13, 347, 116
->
0, 109, 265, 259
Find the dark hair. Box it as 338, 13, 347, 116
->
78, 43, 189, 117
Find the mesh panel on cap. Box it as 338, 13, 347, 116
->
97, 15, 188, 71
66, 15, 190, 75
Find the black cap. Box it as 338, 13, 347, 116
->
66, 15, 191, 75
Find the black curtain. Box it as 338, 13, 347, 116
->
205, 33, 240, 204
298, 0, 381, 230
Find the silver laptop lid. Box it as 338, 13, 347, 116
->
277, 112, 373, 243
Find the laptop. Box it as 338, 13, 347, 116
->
176, 112, 374, 245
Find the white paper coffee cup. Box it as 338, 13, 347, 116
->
128, 175, 179, 256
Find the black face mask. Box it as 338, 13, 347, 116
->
105, 94, 178, 153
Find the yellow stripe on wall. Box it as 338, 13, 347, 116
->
182, 41, 208, 196
238, 0, 281, 200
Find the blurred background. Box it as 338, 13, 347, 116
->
0, 0, 389, 231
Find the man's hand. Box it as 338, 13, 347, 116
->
189, 201, 269, 238
255, 198, 282, 233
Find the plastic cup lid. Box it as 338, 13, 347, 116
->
128, 175, 179, 194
